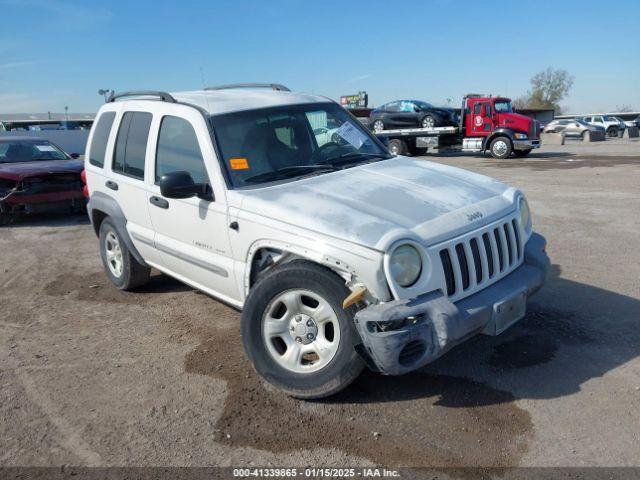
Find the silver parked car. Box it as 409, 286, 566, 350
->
544, 119, 605, 139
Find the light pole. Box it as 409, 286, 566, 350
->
98, 89, 112, 102
64, 106, 68, 121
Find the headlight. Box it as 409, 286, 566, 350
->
389, 244, 422, 287
518, 196, 532, 235
514, 133, 528, 139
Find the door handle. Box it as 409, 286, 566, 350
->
149, 196, 169, 209
105, 180, 118, 191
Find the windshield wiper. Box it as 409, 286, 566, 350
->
319, 152, 391, 167
244, 164, 336, 183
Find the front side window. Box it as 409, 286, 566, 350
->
210, 102, 390, 188
112, 111, 152, 179
88, 111, 116, 167
155, 116, 209, 184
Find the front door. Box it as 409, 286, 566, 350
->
146, 105, 240, 305
468, 101, 495, 137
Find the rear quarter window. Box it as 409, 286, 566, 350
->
112, 111, 152, 179
88, 111, 116, 167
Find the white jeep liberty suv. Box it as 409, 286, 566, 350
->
84, 84, 549, 399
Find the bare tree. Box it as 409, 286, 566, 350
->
615, 104, 635, 112
518, 68, 574, 114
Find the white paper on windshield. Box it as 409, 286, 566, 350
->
35, 145, 56, 152
335, 121, 368, 149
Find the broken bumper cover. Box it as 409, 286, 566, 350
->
354, 233, 549, 375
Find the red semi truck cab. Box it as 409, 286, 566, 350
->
460, 94, 541, 158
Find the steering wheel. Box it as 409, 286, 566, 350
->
312, 141, 342, 161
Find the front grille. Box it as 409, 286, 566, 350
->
21, 174, 82, 194
438, 218, 523, 298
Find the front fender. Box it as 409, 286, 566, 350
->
243, 238, 391, 302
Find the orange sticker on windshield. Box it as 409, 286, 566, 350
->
230, 157, 249, 170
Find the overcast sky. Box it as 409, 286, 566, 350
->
1, 0, 638, 114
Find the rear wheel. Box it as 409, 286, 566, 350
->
241, 261, 364, 399
372, 119, 384, 133
489, 136, 512, 159
607, 127, 618, 137
388, 139, 408, 156
99, 218, 150, 290
409, 146, 428, 156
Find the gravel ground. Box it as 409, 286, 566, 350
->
1, 138, 638, 470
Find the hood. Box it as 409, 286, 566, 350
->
496, 112, 533, 134
0, 159, 83, 181
238, 157, 517, 251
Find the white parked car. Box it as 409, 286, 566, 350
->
580, 115, 622, 137
84, 84, 549, 399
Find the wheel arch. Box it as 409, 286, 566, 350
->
88, 191, 149, 268
484, 128, 515, 151
244, 240, 360, 297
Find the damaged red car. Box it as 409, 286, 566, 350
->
0, 137, 85, 224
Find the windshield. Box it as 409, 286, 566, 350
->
494, 101, 513, 113
210, 102, 390, 188
0, 139, 68, 164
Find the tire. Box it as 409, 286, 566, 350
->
489, 136, 512, 159
410, 146, 428, 156
421, 115, 436, 129
581, 130, 588, 140
513, 149, 532, 157
372, 119, 384, 133
98, 218, 150, 290
607, 127, 618, 137
388, 139, 407, 156
241, 260, 365, 399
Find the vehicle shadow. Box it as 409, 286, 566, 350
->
0, 212, 90, 228
327, 263, 640, 407
424, 150, 575, 159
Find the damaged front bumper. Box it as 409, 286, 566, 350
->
354, 233, 549, 375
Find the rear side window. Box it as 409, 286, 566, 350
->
88, 111, 116, 167
155, 116, 209, 184
112, 112, 152, 179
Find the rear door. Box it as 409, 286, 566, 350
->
146, 104, 240, 305
105, 107, 160, 264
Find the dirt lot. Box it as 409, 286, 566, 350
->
1, 138, 639, 470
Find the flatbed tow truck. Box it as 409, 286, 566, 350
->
369, 94, 542, 159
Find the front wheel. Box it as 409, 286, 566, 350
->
607, 127, 618, 137
421, 115, 436, 129
489, 136, 513, 159
241, 261, 364, 399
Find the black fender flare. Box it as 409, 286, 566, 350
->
87, 191, 149, 268
483, 128, 516, 150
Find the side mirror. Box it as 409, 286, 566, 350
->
160, 171, 212, 201
413, 106, 421, 113
70, 153, 80, 159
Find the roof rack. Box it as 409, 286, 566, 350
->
107, 91, 176, 103
205, 83, 291, 92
